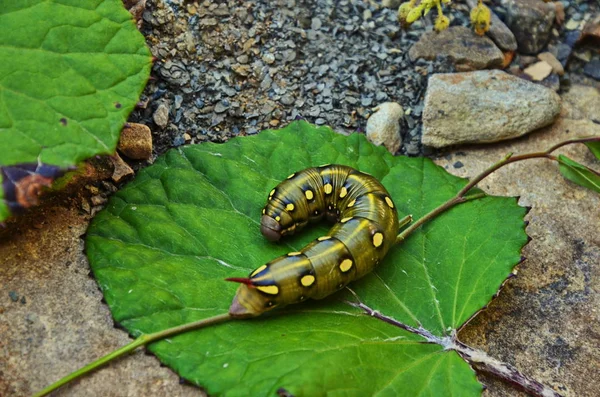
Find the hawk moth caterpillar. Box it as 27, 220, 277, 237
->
227, 164, 404, 317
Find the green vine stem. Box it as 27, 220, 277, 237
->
397, 135, 600, 244
35, 136, 599, 396
32, 313, 232, 397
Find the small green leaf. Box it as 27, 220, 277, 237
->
87, 122, 527, 396
557, 155, 600, 193
0, 0, 152, 221
585, 141, 600, 161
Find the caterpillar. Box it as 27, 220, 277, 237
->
226, 164, 405, 318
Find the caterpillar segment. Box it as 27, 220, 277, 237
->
227, 165, 401, 317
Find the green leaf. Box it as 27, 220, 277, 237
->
87, 121, 528, 396
585, 141, 600, 161
557, 155, 600, 193
0, 0, 152, 221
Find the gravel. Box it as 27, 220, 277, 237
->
128, 0, 599, 159
129, 0, 461, 157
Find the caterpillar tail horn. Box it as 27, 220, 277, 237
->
225, 277, 254, 286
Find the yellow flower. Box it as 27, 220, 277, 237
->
406, 4, 425, 23
470, 2, 491, 35
397, 2, 413, 25
435, 14, 450, 32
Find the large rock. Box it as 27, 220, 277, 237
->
409, 26, 504, 71
502, 0, 555, 54
422, 70, 561, 148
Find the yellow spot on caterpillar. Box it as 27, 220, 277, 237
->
305, 189, 314, 200
262, 208, 266, 215
341, 217, 352, 223
373, 232, 384, 247
269, 189, 276, 198
385, 196, 394, 209
339, 186, 348, 198
251, 264, 267, 277
347, 198, 356, 208
286, 203, 295, 211
340, 259, 353, 272
256, 285, 279, 295
301, 274, 315, 287
323, 183, 333, 194
287, 173, 295, 179
317, 236, 331, 241
288, 252, 302, 256
275, 216, 281, 222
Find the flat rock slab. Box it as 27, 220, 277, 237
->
422, 70, 561, 148
442, 117, 600, 397
408, 26, 504, 72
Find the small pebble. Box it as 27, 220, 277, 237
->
152, 103, 169, 129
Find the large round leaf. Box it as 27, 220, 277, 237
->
0, 0, 152, 221
87, 122, 527, 396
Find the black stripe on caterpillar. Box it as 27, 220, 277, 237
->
226, 164, 402, 317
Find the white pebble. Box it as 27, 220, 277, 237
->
366, 102, 404, 154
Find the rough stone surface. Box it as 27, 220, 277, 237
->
466, 0, 517, 51
560, 85, 600, 122
0, 206, 202, 397
118, 123, 153, 160
365, 102, 404, 154
408, 26, 504, 71
444, 117, 600, 397
421, 70, 561, 148
503, 0, 556, 55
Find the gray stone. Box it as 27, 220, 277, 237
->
466, 0, 517, 51
381, 0, 402, 8
502, 0, 555, 55
366, 102, 404, 154
280, 95, 295, 106
583, 60, 600, 81
152, 103, 169, 129
422, 70, 561, 148
408, 26, 504, 71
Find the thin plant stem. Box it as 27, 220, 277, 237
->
347, 299, 563, 397
33, 313, 232, 397
397, 136, 600, 245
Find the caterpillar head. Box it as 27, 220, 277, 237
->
260, 214, 282, 241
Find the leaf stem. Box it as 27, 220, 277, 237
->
33, 313, 232, 397
347, 300, 563, 397
396, 136, 600, 244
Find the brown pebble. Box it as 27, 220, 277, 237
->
118, 123, 153, 160
537, 52, 564, 75
109, 153, 134, 183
